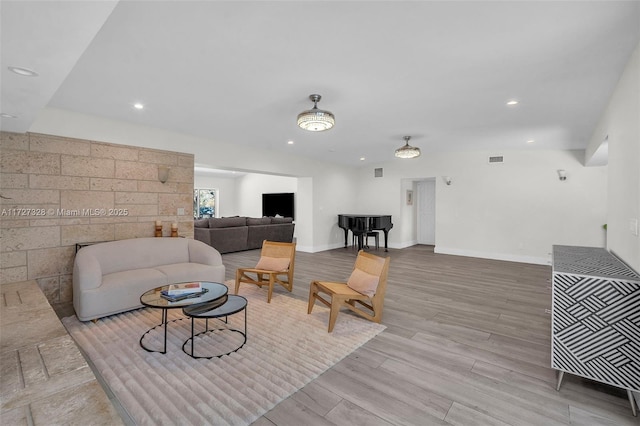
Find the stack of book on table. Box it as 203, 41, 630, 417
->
160, 282, 208, 302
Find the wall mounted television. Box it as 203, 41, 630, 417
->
262, 192, 294, 220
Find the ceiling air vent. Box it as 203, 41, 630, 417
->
488, 155, 504, 164
374, 168, 383, 177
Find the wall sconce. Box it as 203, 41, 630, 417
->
557, 169, 567, 181
158, 166, 170, 183
443, 176, 452, 185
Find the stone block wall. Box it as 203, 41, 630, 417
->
0, 132, 194, 305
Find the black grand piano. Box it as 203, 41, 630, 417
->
338, 214, 393, 252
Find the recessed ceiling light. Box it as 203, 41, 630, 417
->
0, 113, 18, 119
8, 66, 38, 77
360, 157, 366, 161
506, 100, 519, 106
526, 139, 535, 144
287, 140, 294, 145
133, 103, 144, 110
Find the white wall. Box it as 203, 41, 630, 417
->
32, 106, 627, 265
296, 177, 314, 252
194, 173, 299, 219
356, 149, 608, 264
311, 168, 362, 252
399, 178, 418, 247
587, 42, 640, 272
30, 108, 359, 252
235, 173, 297, 218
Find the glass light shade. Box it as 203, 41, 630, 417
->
395, 143, 421, 159
297, 108, 335, 131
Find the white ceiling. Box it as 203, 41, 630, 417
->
2, 1, 639, 166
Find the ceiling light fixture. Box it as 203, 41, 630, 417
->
287, 140, 294, 145
133, 103, 144, 110
395, 136, 421, 159
297, 94, 335, 131
506, 100, 519, 106
8, 66, 38, 77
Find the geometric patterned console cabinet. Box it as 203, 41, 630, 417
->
552, 245, 640, 416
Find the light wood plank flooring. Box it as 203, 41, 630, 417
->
224, 245, 638, 426
54, 244, 638, 425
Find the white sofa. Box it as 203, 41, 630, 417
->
73, 237, 226, 321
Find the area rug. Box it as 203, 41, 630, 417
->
62, 282, 385, 425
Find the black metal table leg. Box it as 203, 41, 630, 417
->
140, 308, 181, 354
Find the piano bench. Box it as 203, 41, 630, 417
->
353, 231, 379, 250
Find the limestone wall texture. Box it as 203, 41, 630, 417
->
0, 132, 194, 305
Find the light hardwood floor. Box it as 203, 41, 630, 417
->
54, 244, 638, 425
224, 245, 638, 426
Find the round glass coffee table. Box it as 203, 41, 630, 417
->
181, 295, 248, 359
139, 282, 228, 354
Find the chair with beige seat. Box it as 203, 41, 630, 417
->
308, 250, 390, 332
235, 240, 296, 303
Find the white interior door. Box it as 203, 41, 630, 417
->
417, 180, 435, 245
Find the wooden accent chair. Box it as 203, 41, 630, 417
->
235, 240, 296, 303
308, 250, 390, 332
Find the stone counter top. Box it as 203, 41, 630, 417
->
0, 280, 123, 424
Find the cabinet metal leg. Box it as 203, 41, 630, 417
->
628, 390, 637, 417
556, 370, 564, 391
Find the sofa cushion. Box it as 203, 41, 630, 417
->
209, 217, 247, 228
156, 263, 224, 284
83, 268, 169, 319
85, 238, 190, 275
194, 218, 209, 228
271, 217, 293, 224
101, 268, 167, 291
247, 217, 271, 226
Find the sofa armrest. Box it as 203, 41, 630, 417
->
188, 238, 223, 266
72, 251, 103, 291
194, 227, 211, 246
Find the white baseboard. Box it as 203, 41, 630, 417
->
390, 240, 417, 249
297, 242, 345, 253
301, 242, 549, 266
434, 246, 550, 265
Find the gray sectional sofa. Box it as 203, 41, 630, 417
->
194, 216, 295, 253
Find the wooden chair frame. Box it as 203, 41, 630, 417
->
235, 240, 296, 303
308, 250, 390, 332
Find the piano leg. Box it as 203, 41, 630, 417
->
358, 234, 364, 251
383, 230, 389, 252
343, 229, 349, 247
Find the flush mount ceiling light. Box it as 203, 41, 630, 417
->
8, 66, 39, 77
395, 136, 421, 159
297, 94, 335, 131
